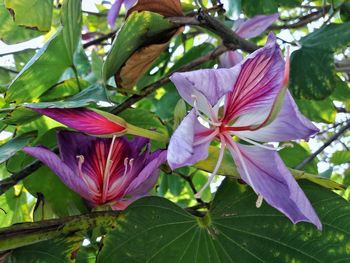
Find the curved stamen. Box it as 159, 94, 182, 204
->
192, 95, 222, 127
193, 128, 219, 146
256, 194, 264, 208
195, 134, 226, 199
76, 155, 100, 197
102, 135, 117, 203
227, 132, 288, 151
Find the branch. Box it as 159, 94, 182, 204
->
111, 44, 229, 114
295, 120, 350, 170
0, 211, 119, 252
83, 29, 118, 49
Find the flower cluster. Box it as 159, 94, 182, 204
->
23, 13, 322, 229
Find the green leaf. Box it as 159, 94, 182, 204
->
330, 150, 350, 165
7, 237, 82, 263
0, 132, 36, 164
24, 84, 109, 109
102, 11, 174, 82
61, 0, 82, 61
4, 0, 53, 32
279, 142, 318, 174
290, 22, 350, 100
0, 187, 31, 228
290, 47, 335, 100
5, 0, 82, 103
0, 1, 41, 44
97, 180, 350, 262
295, 97, 336, 123
24, 166, 88, 217
241, 0, 277, 16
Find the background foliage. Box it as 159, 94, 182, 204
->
0, 0, 349, 262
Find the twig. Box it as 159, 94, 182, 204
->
83, 30, 118, 49
295, 121, 350, 170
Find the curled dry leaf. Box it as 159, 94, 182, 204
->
115, 0, 183, 88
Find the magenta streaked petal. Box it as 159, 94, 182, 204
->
170, 67, 240, 108
235, 13, 279, 39
219, 50, 244, 68
223, 33, 285, 123
167, 110, 213, 170
22, 146, 91, 200
232, 91, 319, 142
33, 108, 126, 135
225, 140, 322, 229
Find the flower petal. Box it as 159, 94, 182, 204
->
235, 13, 279, 39
124, 150, 167, 196
22, 146, 91, 200
225, 140, 321, 229
33, 108, 126, 135
170, 67, 240, 108
219, 50, 244, 68
232, 91, 319, 142
108, 0, 124, 27
167, 110, 213, 170
223, 33, 285, 123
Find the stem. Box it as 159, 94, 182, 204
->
0, 211, 119, 252
126, 123, 168, 142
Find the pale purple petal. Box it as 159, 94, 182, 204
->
33, 108, 126, 135
167, 110, 213, 170
124, 150, 167, 196
235, 13, 279, 39
219, 50, 243, 68
225, 141, 322, 229
223, 33, 284, 123
108, 0, 124, 27
170, 67, 240, 108
22, 146, 91, 200
232, 91, 319, 142
124, 0, 137, 11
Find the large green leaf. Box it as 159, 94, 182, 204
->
102, 11, 174, 82
5, 0, 82, 103
330, 151, 350, 165
97, 179, 350, 262
4, 0, 53, 32
290, 22, 350, 100
7, 237, 82, 263
0, 1, 41, 44
295, 97, 336, 123
0, 132, 36, 164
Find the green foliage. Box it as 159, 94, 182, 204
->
4, 0, 53, 32
330, 150, 350, 165
97, 180, 350, 262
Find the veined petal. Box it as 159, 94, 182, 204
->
170, 67, 240, 109
235, 13, 279, 39
33, 108, 126, 135
219, 50, 244, 68
22, 146, 91, 200
225, 140, 321, 229
167, 110, 213, 170
223, 33, 285, 123
232, 91, 319, 142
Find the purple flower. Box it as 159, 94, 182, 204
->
167, 33, 322, 229
108, 0, 137, 27
220, 13, 279, 68
23, 131, 166, 210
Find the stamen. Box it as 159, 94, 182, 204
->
102, 135, 117, 202
256, 194, 263, 208
192, 95, 222, 127
76, 155, 99, 196
107, 157, 133, 199
228, 132, 286, 151
195, 135, 226, 199
76, 155, 85, 173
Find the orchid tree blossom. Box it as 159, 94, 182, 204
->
23, 131, 166, 210
30, 107, 167, 142
167, 33, 322, 230
220, 13, 279, 68
108, 0, 137, 27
